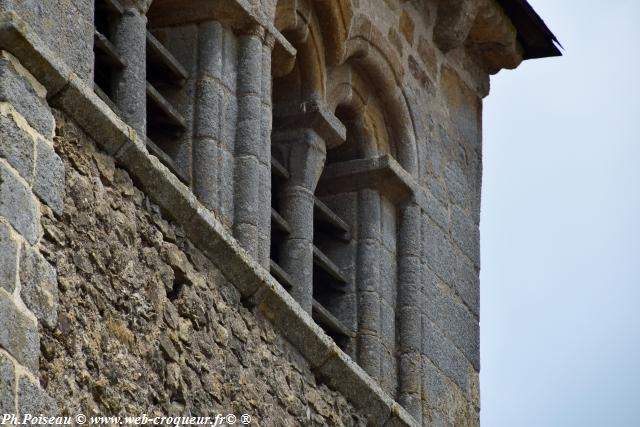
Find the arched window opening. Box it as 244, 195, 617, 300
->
269, 58, 356, 352
315, 99, 402, 395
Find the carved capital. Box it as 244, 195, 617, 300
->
273, 129, 327, 191
119, 0, 153, 14
273, 99, 346, 149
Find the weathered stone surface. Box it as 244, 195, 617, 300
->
0, 51, 54, 138
0, 351, 16, 415
0, 110, 35, 183
451, 205, 480, 266
0, 290, 39, 373
17, 373, 57, 416
455, 257, 479, 317
423, 268, 479, 370
33, 137, 64, 215
0, 0, 94, 83
39, 113, 367, 425
0, 222, 18, 293
421, 316, 471, 394
399, 10, 415, 44
19, 243, 58, 329
422, 215, 456, 287
421, 358, 478, 427
0, 160, 40, 244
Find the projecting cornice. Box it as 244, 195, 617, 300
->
433, 0, 561, 73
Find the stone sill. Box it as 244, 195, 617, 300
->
0, 11, 418, 427
317, 155, 416, 204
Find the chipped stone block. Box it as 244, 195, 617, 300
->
19, 244, 58, 329
0, 160, 41, 244
0, 111, 35, 183
0, 290, 39, 373
0, 51, 54, 138
0, 222, 18, 293
16, 373, 56, 417
0, 350, 16, 414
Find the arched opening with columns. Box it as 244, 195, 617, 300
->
269, 0, 420, 399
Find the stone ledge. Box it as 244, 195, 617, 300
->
317, 155, 415, 205
273, 100, 347, 149
0, 14, 418, 427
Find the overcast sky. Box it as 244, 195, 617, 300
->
480, 0, 640, 425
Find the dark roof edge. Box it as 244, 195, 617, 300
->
495, 0, 562, 59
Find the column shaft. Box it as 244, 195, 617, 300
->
397, 202, 423, 422
277, 129, 325, 314
233, 31, 269, 264
112, 7, 146, 135
356, 188, 382, 380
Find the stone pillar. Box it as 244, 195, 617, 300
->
356, 188, 382, 380
193, 21, 237, 226
397, 202, 423, 423
257, 35, 275, 265
233, 27, 271, 266
276, 129, 326, 314
112, 1, 147, 135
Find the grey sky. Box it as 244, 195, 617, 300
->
480, 0, 640, 426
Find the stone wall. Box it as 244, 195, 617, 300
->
0, 50, 63, 418
39, 111, 367, 425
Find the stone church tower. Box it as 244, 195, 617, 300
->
0, 0, 558, 425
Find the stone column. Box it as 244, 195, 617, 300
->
397, 202, 423, 422
112, 1, 148, 135
276, 129, 326, 314
257, 35, 275, 265
356, 188, 383, 380
193, 21, 237, 226
233, 27, 271, 266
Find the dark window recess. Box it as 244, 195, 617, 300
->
312, 195, 354, 346
93, 0, 125, 104
145, 30, 189, 184
269, 154, 293, 290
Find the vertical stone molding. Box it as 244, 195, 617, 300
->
233, 28, 272, 266
258, 35, 275, 266
193, 20, 237, 225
